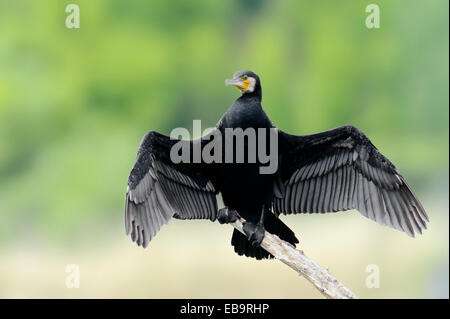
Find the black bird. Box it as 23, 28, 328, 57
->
125, 70, 428, 260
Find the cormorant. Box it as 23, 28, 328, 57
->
125, 70, 428, 260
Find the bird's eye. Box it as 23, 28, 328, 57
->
243, 76, 248, 80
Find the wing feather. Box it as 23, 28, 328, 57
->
125, 131, 218, 248
276, 125, 428, 237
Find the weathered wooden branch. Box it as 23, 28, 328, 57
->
231, 217, 357, 299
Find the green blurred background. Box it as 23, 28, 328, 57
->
0, 0, 448, 298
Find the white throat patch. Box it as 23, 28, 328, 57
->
241, 77, 256, 93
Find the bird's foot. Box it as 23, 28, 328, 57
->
243, 222, 265, 247
217, 207, 241, 224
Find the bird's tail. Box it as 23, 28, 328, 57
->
231, 212, 299, 260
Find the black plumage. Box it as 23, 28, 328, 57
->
125, 70, 428, 259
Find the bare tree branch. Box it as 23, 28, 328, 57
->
231, 217, 357, 299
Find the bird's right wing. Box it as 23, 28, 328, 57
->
125, 131, 218, 248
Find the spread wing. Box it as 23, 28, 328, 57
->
125, 131, 218, 248
274, 125, 428, 237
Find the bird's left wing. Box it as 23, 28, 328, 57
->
125, 131, 218, 248
275, 125, 428, 237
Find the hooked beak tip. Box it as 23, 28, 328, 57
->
225, 79, 244, 87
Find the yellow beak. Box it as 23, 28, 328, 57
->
225, 78, 250, 90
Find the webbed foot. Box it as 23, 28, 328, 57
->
217, 207, 241, 224
243, 222, 265, 247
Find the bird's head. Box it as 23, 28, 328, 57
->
225, 70, 261, 96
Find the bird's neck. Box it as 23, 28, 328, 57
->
238, 85, 262, 103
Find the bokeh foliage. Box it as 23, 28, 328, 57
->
0, 0, 448, 298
